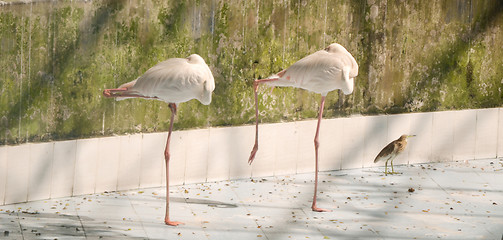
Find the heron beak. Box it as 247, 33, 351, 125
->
407, 135, 416, 138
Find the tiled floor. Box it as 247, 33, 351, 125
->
1, 159, 502, 239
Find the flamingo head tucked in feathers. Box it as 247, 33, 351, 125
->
186, 54, 206, 64
325, 43, 359, 95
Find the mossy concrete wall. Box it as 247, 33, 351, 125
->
0, 0, 502, 144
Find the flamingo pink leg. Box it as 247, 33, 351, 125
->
249, 77, 331, 212
164, 103, 184, 226
311, 96, 331, 212
248, 84, 260, 164
103, 88, 159, 99
103, 88, 128, 97
248, 77, 279, 164
102, 89, 180, 225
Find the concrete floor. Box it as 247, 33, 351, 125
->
0, 159, 502, 240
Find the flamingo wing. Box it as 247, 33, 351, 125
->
129, 57, 214, 104
268, 49, 357, 95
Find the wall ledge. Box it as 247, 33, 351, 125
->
1, 108, 502, 205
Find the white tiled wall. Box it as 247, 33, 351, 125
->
73, 138, 99, 196
431, 111, 455, 162
475, 108, 499, 159
251, 123, 277, 178
140, 132, 166, 188
28, 142, 54, 201
184, 129, 210, 184
96, 136, 120, 193
5, 144, 30, 204
227, 125, 253, 180
117, 134, 142, 191
453, 110, 476, 161
319, 118, 343, 171
409, 112, 433, 164
498, 108, 503, 158
296, 120, 317, 174
0, 146, 8, 205
387, 114, 412, 142
207, 125, 255, 182
1, 108, 502, 205
51, 140, 76, 199
207, 127, 233, 182
341, 116, 365, 169
274, 122, 299, 175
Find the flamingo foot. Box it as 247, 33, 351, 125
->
102, 88, 129, 98
103, 89, 112, 97
312, 206, 332, 212
248, 143, 258, 165
165, 218, 184, 226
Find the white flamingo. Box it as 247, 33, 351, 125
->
248, 43, 358, 212
103, 54, 215, 226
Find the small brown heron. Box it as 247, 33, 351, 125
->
374, 134, 415, 175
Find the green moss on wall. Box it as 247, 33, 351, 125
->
0, 0, 502, 145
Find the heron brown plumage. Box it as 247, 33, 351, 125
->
374, 134, 415, 175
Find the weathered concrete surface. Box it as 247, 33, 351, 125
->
0, 159, 501, 239
0, 0, 502, 144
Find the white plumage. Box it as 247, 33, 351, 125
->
102, 53, 214, 226
113, 54, 215, 105
249, 43, 358, 212
265, 43, 358, 95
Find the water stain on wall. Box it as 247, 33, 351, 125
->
0, 0, 502, 144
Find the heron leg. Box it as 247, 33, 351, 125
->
312, 96, 331, 212
248, 77, 280, 165
390, 157, 401, 175
384, 159, 389, 176
164, 103, 183, 226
